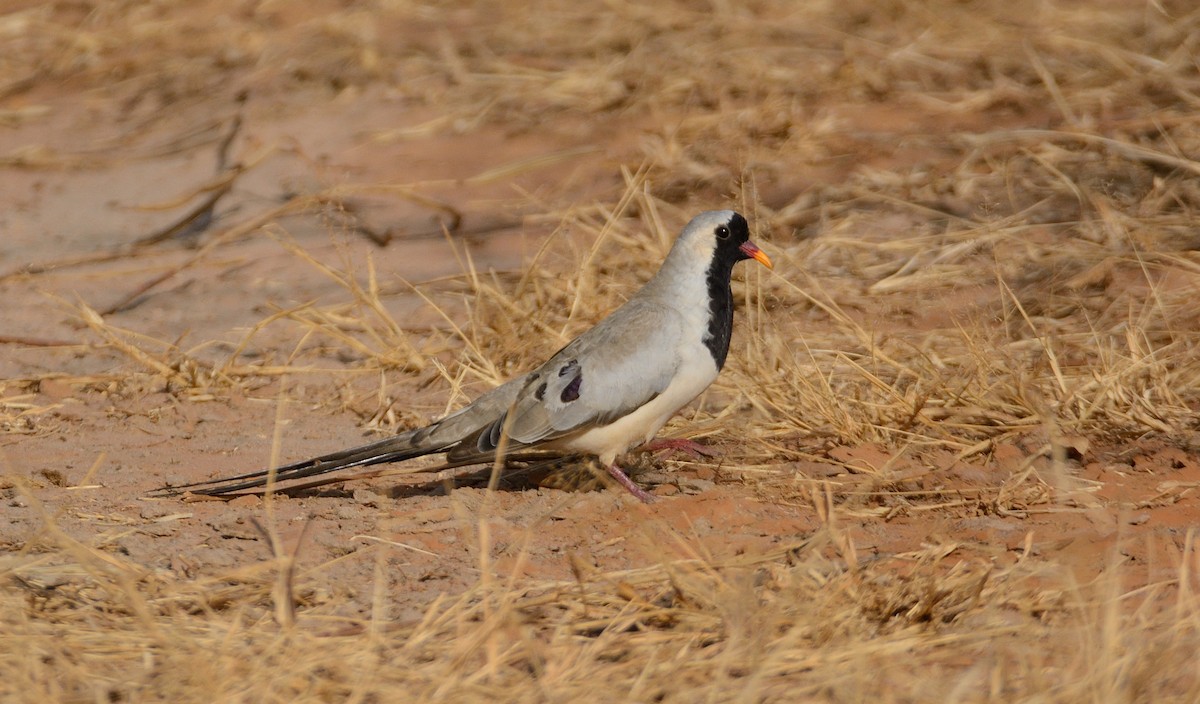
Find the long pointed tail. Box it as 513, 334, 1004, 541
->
148, 432, 446, 497
170, 450, 572, 498
149, 375, 538, 498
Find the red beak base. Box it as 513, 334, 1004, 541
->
739, 241, 773, 269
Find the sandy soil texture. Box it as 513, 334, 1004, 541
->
3, 1, 1200, 701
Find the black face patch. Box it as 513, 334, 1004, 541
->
702, 212, 753, 369
560, 373, 582, 403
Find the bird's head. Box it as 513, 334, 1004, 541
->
675, 210, 773, 272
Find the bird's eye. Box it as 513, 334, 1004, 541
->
716, 225, 731, 240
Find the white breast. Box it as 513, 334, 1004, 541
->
558, 342, 718, 464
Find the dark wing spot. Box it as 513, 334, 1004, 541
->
479, 417, 504, 453
534, 381, 548, 401
560, 373, 582, 403
558, 359, 578, 377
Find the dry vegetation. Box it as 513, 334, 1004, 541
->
4, 0, 1200, 701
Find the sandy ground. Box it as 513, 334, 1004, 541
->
5, 41, 1196, 618
1, 82, 807, 616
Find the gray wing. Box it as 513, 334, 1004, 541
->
447, 300, 684, 461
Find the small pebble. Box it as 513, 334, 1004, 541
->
140, 504, 177, 520
227, 495, 261, 508
678, 478, 715, 494
353, 489, 382, 507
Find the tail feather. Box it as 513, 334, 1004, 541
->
149, 375, 536, 498
178, 449, 572, 498
149, 430, 447, 497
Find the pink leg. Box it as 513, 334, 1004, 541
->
640, 437, 719, 459
605, 464, 657, 504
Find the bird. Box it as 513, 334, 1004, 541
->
158, 210, 772, 503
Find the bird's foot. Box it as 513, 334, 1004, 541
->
641, 437, 719, 459
605, 463, 657, 504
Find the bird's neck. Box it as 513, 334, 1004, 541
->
641, 251, 737, 370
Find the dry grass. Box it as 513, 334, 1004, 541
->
5, 0, 1200, 701
5, 500, 1200, 702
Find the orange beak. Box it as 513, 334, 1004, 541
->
739, 241, 773, 269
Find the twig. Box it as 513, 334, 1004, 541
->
0, 249, 150, 282
318, 190, 464, 246
133, 110, 246, 248
99, 194, 311, 315
0, 334, 79, 347
249, 514, 313, 629
962, 129, 1200, 176
131, 173, 238, 248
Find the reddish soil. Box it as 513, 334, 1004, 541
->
3, 37, 1198, 631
